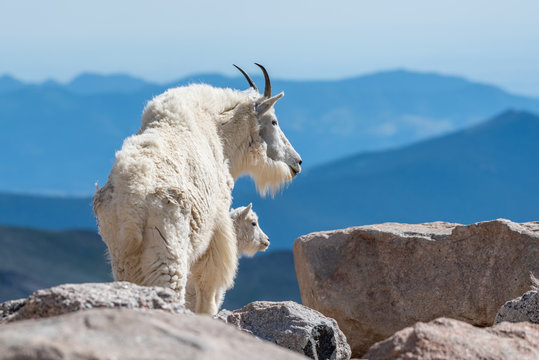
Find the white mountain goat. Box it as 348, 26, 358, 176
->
93, 64, 301, 315
185, 203, 269, 311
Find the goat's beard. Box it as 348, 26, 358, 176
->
247, 156, 294, 197
231, 142, 295, 196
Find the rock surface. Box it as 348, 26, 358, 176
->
293, 219, 539, 356
1, 282, 188, 323
0, 298, 26, 321
222, 301, 351, 360
364, 317, 539, 360
495, 289, 539, 324
0, 308, 306, 360
215, 308, 233, 322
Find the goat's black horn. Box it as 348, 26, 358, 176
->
254, 63, 271, 98
233, 64, 258, 92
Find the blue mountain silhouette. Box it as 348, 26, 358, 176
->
2, 70, 539, 194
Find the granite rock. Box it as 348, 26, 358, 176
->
1, 281, 188, 323
495, 289, 539, 324
294, 219, 539, 356
223, 301, 350, 360
0, 308, 306, 360
364, 317, 539, 360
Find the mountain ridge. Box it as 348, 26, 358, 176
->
3, 69, 539, 194
1, 110, 537, 250
0, 69, 530, 94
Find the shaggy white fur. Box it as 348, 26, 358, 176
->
94, 83, 300, 315
185, 204, 269, 311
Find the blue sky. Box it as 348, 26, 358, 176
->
1, 0, 538, 96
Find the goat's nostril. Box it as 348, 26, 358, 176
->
298, 159, 303, 166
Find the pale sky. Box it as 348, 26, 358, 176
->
1, 0, 539, 96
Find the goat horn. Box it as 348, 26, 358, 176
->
255, 63, 271, 98
233, 64, 258, 92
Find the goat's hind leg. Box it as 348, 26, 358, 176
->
138, 225, 189, 304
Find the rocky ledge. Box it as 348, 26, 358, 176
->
0, 282, 352, 359
0, 282, 188, 323
0, 308, 306, 360
1, 218, 537, 359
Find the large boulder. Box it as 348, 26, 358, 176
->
221, 301, 351, 360
293, 219, 539, 356
364, 317, 539, 360
1, 282, 188, 323
0, 308, 306, 360
495, 289, 539, 324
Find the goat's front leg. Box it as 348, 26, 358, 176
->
194, 282, 218, 315
191, 219, 237, 315
214, 287, 226, 311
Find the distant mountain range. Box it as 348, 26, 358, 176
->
0, 225, 299, 309
2, 70, 539, 194
1, 110, 538, 250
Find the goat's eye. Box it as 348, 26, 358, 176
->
272, 120, 278, 126
251, 222, 257, 226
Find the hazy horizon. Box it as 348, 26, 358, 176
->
3, 67, 539, 101
1, 1, 538, 96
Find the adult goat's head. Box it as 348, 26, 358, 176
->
234, 64, 302, 195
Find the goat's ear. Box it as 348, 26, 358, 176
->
256, 92, 284, 116
241, 203, 252, 218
